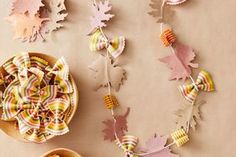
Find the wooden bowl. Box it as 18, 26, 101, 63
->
0, 52, 79, 142
40, 148, 82, 157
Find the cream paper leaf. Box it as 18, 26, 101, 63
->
41, 0, 68, 33
89, 55, 126, 91
148, 0, 174, 23
175, 101, 206, 131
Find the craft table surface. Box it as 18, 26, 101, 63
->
0, 0, 235, 157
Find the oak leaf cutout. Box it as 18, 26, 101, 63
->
89, 56, 126, 91
141, 134, 178, 157
175, 101, 206, 131
148, 0, 174, 23
41, 0, 68, 34
6, 14, 48, 42
11, 0, 44, 16
90, 0, 114, 32
102, 108, 130, 141
159, 43, 198, 80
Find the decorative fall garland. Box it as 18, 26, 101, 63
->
88, 0, 215, 157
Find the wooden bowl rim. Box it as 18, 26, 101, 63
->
40, 148, 82, 157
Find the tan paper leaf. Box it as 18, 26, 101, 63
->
12, 0, 44, 16
148, 0, 174, 23
6, 14, 49, 42
89, 56, 126, 91
175, 101, 206, 131
41, 0, 68, 33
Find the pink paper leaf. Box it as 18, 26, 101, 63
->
11, 0, 44, 16
141, 134, 179, 157
159, 43, 198, 80
90, 0, 114, 32
102, 108, 130, 141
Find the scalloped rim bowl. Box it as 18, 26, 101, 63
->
40, 148, 82, 157
0, 52, 79, 142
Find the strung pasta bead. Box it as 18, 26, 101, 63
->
116, 135, 139, 157
171, 129, 189, 147
103, 94, 119, 109
121, 135, 138, 151
160, 29, 176, 47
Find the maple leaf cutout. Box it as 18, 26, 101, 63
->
159, 43, 198, 80
41, 0, 68, 33
11, 0, 44, 16
175, 101, 206, 131
90, 0, 114, 32
7, 14, 48, 42
148, 0, 174, 23
89, 56, 126, 91
102, 108, 130, 141
141, 134, 178, 157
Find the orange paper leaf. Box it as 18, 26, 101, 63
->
7, 14, 49, 42
12, 0, 44, 16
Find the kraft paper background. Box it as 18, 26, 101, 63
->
0, 0, 236, 156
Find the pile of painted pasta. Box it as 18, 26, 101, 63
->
0, 52, 73, 143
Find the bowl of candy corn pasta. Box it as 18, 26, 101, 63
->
0, 52, 79, 143
41, 148, 82, 157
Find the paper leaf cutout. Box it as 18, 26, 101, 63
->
11, 0, 44, 16
41, 0, 68, 33
148, 0, 174, 23
175, 101, 206, 131
102, 108, 130, 141
141, 134, 178, 157
7, 14, 48, 42
89, 56, 126, 91
90, 0, 114, 31
159, 43, 198, 80
8, 0, 67, 42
